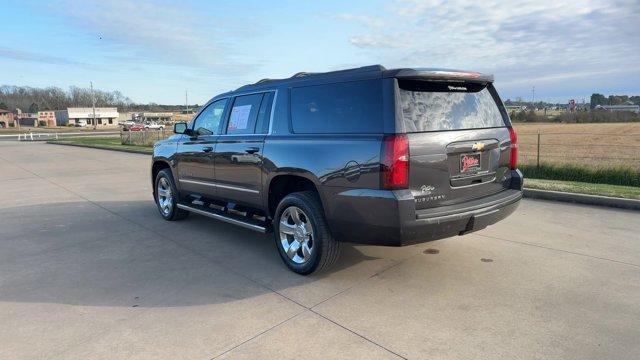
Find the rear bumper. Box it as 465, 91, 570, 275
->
326, 169, 523, 246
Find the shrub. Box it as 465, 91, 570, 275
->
38, 120, 47, 127
9, 123, 14, 128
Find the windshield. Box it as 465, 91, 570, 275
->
398, 81, 506, 132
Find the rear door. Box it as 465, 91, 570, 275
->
213, 92, 274, 207
396, 80, 513, 209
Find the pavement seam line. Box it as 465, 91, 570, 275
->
209, 311, 304, 359
310, 250, 426, 309
311, 310, 408, 359
476, 233, 640, 268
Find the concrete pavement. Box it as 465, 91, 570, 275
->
1, 141, 638, 359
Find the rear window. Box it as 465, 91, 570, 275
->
399, 81, 505, 132
291, 79, 383, 134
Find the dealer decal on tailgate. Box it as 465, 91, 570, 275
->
460, 153, 481, 173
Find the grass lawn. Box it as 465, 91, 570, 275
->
48, 136, 152, 154
524, 178, 640, 200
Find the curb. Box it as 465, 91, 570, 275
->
523, 188, 640, 211
46, 141, 152, 155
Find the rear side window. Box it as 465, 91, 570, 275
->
226, 93, 263, 134
291, 79, 383, 134
399, 81, 505, 132
255, 91, 274, 134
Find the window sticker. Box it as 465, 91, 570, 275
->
228, 105, 252, 130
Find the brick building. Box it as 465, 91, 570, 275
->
0, 109, 15, 127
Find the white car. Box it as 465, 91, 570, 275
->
144, 122, 165, 130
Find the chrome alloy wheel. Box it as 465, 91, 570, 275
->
157, 177, 173, 216
279, 206, 314, 264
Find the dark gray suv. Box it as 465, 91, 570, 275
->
151, 65, 523, 274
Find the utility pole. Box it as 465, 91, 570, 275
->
185, 90, 189, 114
90, 81, 97, 130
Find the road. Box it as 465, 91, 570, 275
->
1, 141, 638, 360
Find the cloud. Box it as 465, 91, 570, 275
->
336, 0, 640, 94
0, 47, 93, 68
348, 34, 411, 49
48, 0, 260, 75
332, 13, 385, 28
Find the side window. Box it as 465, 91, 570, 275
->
290, 79, 383, 134
193, 99, 227, 135
226, 93, 263, 135
255, 91, 274, 134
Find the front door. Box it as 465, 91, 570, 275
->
214, 92, 273, 207
175, 98, 228, 198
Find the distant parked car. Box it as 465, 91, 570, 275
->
128, 123, 145, 131
145, 122, 165, 130
74, 119, 88, 127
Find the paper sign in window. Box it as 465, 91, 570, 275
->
228, 105, 252, 130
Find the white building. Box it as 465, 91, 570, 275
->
67, 107, 119, 127
595, 105, 640, 113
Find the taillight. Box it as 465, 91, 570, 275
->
508, 126, 518, 170
381, 134, 409, 189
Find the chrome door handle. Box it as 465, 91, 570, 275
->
245, 147, 259, 154
202, 146, 213, 153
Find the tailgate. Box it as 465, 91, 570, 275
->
408, 129, 512, 209
396, 79, 514, 209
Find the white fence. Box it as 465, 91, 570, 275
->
0, 131, 121, 141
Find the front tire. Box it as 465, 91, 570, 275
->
155, 169, 189, 221
274, 191, 341, 275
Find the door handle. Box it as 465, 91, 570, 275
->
245, 147, 260, 154
202, 146, 213, 153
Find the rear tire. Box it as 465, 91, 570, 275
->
155, 169, 189, 221
273, 191, 341, 275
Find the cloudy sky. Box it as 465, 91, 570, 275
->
1, 0, 638, 105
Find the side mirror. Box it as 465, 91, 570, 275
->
173, 122, 188, 134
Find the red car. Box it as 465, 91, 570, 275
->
128, 123, 145, 131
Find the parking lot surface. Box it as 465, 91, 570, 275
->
1, 141, 639, 360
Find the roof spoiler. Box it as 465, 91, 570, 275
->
390, 68, 493, 83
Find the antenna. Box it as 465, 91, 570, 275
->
531, 86, 535, 105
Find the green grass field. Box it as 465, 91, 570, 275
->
524, 178, 640, 199
48, 136, 152, 154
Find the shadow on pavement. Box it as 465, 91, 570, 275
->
0, 200, 384, 308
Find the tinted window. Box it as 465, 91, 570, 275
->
255, 91, 274, 134
226, 93, 263, 134
193, 99, 227, 135
399, 81, 505, 132
291, 79, 383, 134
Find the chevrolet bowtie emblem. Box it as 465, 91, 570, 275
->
472, 142, 485, 151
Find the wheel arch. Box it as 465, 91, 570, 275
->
151, 158, 173, 198
266, 173, 327, 219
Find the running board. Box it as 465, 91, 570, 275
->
177, 203, 269, 233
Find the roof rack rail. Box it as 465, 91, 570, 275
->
235, 64, 389, 91
291, 72, 315, 78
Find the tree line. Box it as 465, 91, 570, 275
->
0, 85, 134, 113
590, 94, 640, 109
